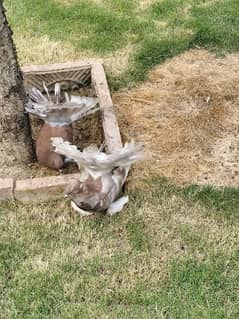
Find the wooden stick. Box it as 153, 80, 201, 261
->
91, 63, 122, 153
22, 60, 102, 74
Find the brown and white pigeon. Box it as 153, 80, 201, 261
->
25, 83, 99, 169
52, 138, 143, 216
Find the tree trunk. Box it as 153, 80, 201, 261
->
0, 1, 34, 167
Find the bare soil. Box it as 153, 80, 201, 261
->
113, 49, 239, 187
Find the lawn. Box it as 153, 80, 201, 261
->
1, 0, 239, 318
5, 0, 239, 89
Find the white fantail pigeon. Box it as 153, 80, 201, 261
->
52, 138, 143, 215
25, 83, 99, 169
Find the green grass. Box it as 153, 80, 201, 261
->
0, 179, 239, 318
126, 217, 150, 251
150, 0, 185, 19
4, 0, 239, 88
189, 0, 239, 52
182, 185, 239, 222
121, 255, 239, 319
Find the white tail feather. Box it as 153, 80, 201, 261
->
25, 83, 99, 126
51, 137, 143, 176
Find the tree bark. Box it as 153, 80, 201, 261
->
0, 1, 34, 167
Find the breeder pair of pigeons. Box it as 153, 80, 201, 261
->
25, 83, 143, 216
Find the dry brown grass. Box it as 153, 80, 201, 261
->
14, 35, 93, 66
113, 49, 239, 187
138, 0, 155, 9
2, 49, 239, 188
104, 44, 135, 76
15, 33, 132, 77
54, 0, 78, 5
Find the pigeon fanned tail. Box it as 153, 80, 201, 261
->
52, 137, 143, 176
25, 83, 99, 126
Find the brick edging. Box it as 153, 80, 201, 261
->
0, 173, 81, 203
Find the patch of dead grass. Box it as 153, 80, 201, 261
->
113, 49, 239, 188
138, 0, 155, 9
104, 44, 135, 76
15, 33, 132, 76
14, 34, 93, 66
54, 0, 78, 5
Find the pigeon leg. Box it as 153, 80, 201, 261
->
71, 201, 93, 216
107, 196, 129, 216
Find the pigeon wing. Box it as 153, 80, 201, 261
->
52, 138, 143, 176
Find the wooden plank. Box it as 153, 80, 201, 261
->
22, 61, 96, 92
21, 60, 102, 74
91, 63, 122, 153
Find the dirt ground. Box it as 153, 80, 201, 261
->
1, 49, 239, 187
113, 49, 239, 187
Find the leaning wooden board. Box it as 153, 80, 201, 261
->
91, 63, 122, 152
